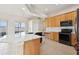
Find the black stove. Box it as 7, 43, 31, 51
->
59, 20, 72, 46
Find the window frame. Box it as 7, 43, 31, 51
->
0, 20, 8, 38
15, 22, 26, 38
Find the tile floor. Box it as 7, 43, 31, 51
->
40, 37, 77, 55
0, 36, 77, 55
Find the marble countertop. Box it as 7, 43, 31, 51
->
0, 33, 41, 43
15, 34, 41, 43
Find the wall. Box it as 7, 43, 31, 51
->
0, 13, 28, 54
28, 18, 44, 33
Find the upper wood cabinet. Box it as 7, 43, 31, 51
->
60, 14, 65, 21
46, 16, 60, 27
55, 16, 60, 27
65, 12, 76, 25
44, 11, 76, 27
45, 17, 56, 27
51, 17, 56, 27
65, 12, 76, 20
65, 12, 72, 20
48, 18, 53, 27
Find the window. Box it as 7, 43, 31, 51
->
15, 22, 25, 37
0, 20, 7, 39
28, 20, 33, 32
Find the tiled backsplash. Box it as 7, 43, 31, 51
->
45, 26, 74, 32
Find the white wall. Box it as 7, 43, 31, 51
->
28, 18, 44, 33
0, 13, 28, 54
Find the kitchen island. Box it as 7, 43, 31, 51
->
23, 38, 40, 55
0, 34, 41, 55
16, 34, 41, 55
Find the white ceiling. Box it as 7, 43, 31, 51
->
0, 4, 26, 17
28, 4, 72, 15
25, 4, 79, 17
0, 4, 78, 18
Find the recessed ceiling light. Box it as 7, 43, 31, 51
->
22, 8, 25, 10
55, 4, 59, 6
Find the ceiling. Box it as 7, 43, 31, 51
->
26, 4, 72, 15
0, 4, 78, 18
0, 4, 26, 17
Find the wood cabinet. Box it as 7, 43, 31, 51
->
65, 12, 76, 25
60, 14, 65, 21
55, 16, 60, 27
44, 11, 76, 27
51, 17, 56, 27
44, 32, 59, 42
44, 17, 57, 27
44, 11, 77, 45
23, 39, 40, 55
53, 32, 59, 42
49, 32, 53, 40
47, 17, 60, 27
71, 33, 77, 47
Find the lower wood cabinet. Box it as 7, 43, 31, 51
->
53, 32, 59, 42
23, 39, 40, 55
44, 32, 59, 42
71, 33, 77, 48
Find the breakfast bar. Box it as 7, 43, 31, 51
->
15, 34, 41, 55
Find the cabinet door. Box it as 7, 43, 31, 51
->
23, 39, 40, 55
49, 32, 53, 40
44, 16, 60, 27
65, 13, 72, 21
49, 32, 59, 42
51, 17, 56, 27
33, 39, 40, 55
48, 18, 52, 27
53, 32, 59, 42
60, 14, 65, 21
71, 34, 77, 47
70, 12, 76, 25
65, 12, 76, 25
23, 40, 34, 55
47, 17, 54, 27
55, 16, 60, 27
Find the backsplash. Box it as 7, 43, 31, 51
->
45, 26, 74, 32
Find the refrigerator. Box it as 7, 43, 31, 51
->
77, 9, 79, 54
